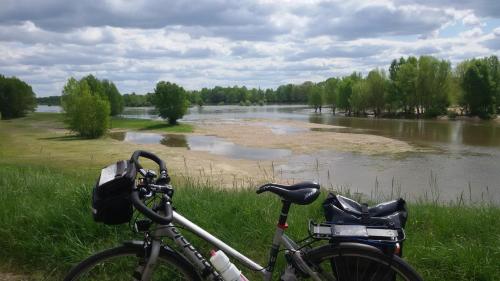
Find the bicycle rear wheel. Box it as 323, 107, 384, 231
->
64, 243, 201, 281
305, 242, 423, 281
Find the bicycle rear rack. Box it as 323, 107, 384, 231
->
308, 221, 405, 243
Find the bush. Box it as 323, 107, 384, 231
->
61, 78, 110, 138
0, 75, 36, 119
152, 81, 189, 125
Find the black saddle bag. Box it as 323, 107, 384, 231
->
92, 160, 136, 225
323, 193, 408, 255
323, 193, 408, 281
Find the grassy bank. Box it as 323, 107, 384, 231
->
0, 164, 499, 280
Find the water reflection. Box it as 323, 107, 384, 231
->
310, 127, 373, 134
309, 115, 500, 148
109, 131, 291, 161
160, 134, 188, 147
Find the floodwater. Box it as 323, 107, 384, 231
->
38, 105, 500, 202
109, 131, 291, 161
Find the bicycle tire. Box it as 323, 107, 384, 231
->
305, 242, 423, 281
63, 243, 201, 281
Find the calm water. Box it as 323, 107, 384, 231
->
109, 132, 291, 161
38, 105, 500, 202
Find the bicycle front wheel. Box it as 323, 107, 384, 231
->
305, 242, 423, 281
64, 244, 201, 281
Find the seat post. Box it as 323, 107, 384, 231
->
277, 200, 291, 229
265, 200, 292, 276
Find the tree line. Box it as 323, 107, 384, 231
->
118, 55, 499, 119
4, 54, 500, 126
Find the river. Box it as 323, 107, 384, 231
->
36, 104, 500, 202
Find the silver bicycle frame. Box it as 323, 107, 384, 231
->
145, 210, 321, 281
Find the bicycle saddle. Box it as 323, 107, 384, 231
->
256, 181, 320, 205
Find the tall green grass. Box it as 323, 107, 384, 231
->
0, 164, 499, 280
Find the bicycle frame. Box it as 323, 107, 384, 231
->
142, 210, 322, 281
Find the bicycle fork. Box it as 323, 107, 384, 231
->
134, 239, 161, 281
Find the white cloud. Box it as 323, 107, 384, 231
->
0, 0, 499, 96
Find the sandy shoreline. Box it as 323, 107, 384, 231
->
195, 118, 415, 155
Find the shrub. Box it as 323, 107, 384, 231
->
61, 78, 110, 138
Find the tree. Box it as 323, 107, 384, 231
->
80, 75, 124, 116
61, 78, 110, 138
308, 84, 324, 113
366, 69, 387, 116
337, 73, 361, 115
324, 78, 338, 114
394, 57, 418, 115
461, 59, 495, 118
152, 81, 189, 125
0, 75, 36, 119
350, 80, 370, 116
416, 56, 451, 117
102, 80, 124, 115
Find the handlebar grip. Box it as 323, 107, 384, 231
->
131, 190, 173, 225
130, 150, 167, 173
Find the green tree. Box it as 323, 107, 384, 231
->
416, 56, 451, 117
308, 84, 324, 113
350, 80, 370, 116
337, 73, 361, 115
80, 75, 123, 116
324, 78, 338, 114
462, 59, 496, 118
61, 78, 110, 138
366, 69, 387, 116
0, 75, 36, 119
102, 80, 124, 115
153, 81, 189, 125
395, 57, 418, 115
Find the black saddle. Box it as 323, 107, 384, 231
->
256, 181, 320, 205
323, 193, 408, 229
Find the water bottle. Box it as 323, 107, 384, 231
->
209, 250, 249, 281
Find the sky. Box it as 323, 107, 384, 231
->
1, 0, 500, 97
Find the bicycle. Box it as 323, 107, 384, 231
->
64, 150, 423, 281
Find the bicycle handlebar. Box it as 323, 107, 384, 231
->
130, 150, 170, 184
130, 150, 173, 225
131, 190, 173, 225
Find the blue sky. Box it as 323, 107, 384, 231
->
0, 0, 499, 97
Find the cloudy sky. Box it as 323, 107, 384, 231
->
1, 0, 500, 97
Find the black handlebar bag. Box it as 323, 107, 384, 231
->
92, 160, 136, 225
